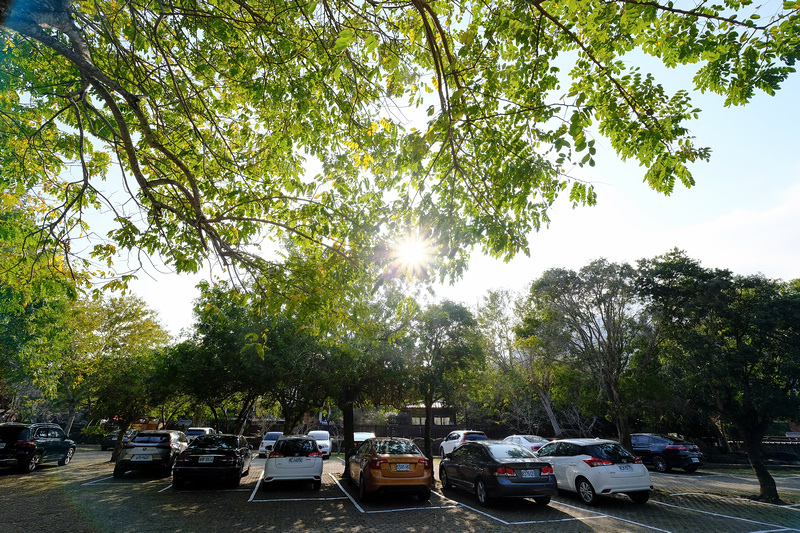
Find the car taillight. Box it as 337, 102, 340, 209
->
665, 445, 687, 451
156, 442, 173, 449
495, 466, 516, 476
418, 458, 432, 469
218, 456, 235, 465
123, 442, 136, 449
634, 456, 643, 464
309, 451, 322, 457
16, 442, 36, 450
268, 451, 284, 458
370, 458, 388, 469
176, 455, 191, 464
541, 465, 554, 475
583, 457, 613, 467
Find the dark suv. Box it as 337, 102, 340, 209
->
0, 422, 76, 473
631, 433, 704, 473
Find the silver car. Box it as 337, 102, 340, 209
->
113, 430, 189, 477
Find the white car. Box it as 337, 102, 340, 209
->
503, 434, 550, 452
185, 427, 216, 442
307, 430, 332, 459
438, 430, 488, 459
534, 438, 652, 505
262, 435, 323, 490
258, 431, 284, 458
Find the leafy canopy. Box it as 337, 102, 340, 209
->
2, 0, 798, 292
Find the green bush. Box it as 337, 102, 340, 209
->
81, 425, 108, 444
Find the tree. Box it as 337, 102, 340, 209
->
2, 1, 798, 294
524, 259, 657, 446
637, 250, 800, 503
410, 300, 484, 459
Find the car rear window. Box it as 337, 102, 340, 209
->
464, 433, 488, 441
133, 433, 170, 444
0, 427, 28, 441
186, 429, 209, 436
489, 444, 536, 460
191, 435, 238, 449
274, 438, 316, 456
308, 431, 330, 440
586, 443, 636, 463
374, 440, 420, 455
263, 432, 283, 441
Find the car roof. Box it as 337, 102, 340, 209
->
277, 434, 314, 440
547, 438, 618, 445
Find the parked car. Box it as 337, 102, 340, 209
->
534, 438, 652, 505
307, 430, 332, 459
353, 432, 376, 448
439, 440, 557, 507
503, 435, 550, 452
631, 433, 705, 473
0, 422, 76, 473
347, 437, 432, 502
113, 430, 189, 477
262, 435, 323, 490
101, 429, 138, 451
258, 431, 284, 458
185, 427, 217, 442
439, 430, 488, 459
172, 434, 252, 488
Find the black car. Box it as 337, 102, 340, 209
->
172, 434, 252, 488
631, 433, 704, 473
0, 422, 76, 473
438, 440, 558, 507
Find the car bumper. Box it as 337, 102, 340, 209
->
173, 466, 240, 479
117, 454, 172, 470
364, 474, 433, 493
490, 477, 559, 499
669, 455, 704, 468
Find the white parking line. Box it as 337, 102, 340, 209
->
653, 500, 800, 532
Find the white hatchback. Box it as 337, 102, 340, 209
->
307, 430, 332, 459
262, 435, 323, 490
534, 438, 652, 505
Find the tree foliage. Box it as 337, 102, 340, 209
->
2, 0, 798, 293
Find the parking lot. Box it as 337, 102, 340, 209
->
1, 446, 799, 532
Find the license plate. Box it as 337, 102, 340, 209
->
691, 458, 699, 463
198, 456, 215, 463
289, 457, 303, 463
618, 465, 633, 471
518, 469, 540, 478
396, 463, 410, 471
132, 454, 151, 462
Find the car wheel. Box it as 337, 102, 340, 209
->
475, 478, 491, 507
172, 477, 184, 489
313, 480, 321, 490
577, 477, 597, 505
628, 490, 650, 504
59, 447, 75, 466
652, 454, 670, 473
683, 465, 699, 473
113, 466, 126, 478
101, 446, 108, 451
358, 474, 371, 502
20, 453, 40, 474
418, 487, 431, 502
439, 466, 452, 489
534, 496, 551, 506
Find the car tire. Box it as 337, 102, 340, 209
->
101, 446, 109, 451
113, 466, 126, 478
172, 477, 184, 489
358, 474, 371, 502
683, 465, 699, 473
418, 487, 431, 502
577, 477, 598, 505
58, 447, 75, 466
475, 478, 491, 507
313, 480, 321, 490
534, 496, 551, 506
652, 454, 670, 473
19, 453, 40, 474
629, 490, 650, 504
439, 466, 452, 489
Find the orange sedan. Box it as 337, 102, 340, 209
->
347, 437, 433, 502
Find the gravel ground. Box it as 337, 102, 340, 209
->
1, 445, 799, 533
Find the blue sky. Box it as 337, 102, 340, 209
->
131, 56, 800, 336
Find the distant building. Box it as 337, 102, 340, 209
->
401, 402, 456, 426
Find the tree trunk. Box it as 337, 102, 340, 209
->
423, 396, 433, 461
741, 426, 781, 503
342, 400, 354, 479
533, 384, 562, 437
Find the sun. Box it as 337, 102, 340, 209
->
391, 235, 432, 278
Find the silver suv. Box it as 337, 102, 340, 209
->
113, 430, 189, 477
438, 430, 488, 459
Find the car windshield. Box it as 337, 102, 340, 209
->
133, 433, 170, 444
524, 435, 548, 443
190, 435, 238, 449
374, 440, 420, 455
586, 443, 636, 462
274, 438, 315, 456
0, 426, 27, 441
464, 433, 488, 441
489, 444, 536, 460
